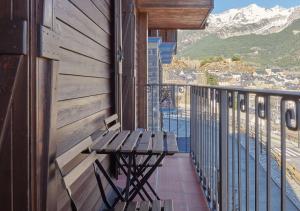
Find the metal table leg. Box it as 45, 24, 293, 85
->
128, 153, 166, 201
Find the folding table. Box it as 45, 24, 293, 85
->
91, 130, 178, 203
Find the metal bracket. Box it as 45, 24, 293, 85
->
38, 25, 60, 60
0, 20, 27, 55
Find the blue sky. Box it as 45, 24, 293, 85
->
213, 0, 300, 13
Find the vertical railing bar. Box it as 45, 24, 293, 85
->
220, 90, 228, 211
214, 89, 218, 209
191, 87, 194, 158
208, 88, 211, 194
195, 87, 197, 158
187, 86, 192, 152
152, 85, 155, 130
200, 88, 205, 183
213, 89, 216, 208
185, 86, 188, 152
168, 85, 171, 132
237, 93, 242, 210
255, 96, 260, 211
199, 87, 203, 178
159, 84, 161, 131
208, 88, 212, 202
280, 99, 286, 211
232, 91, 236, 211
176, 86, 179, 143
210, 89, 214, 205
195, 87, 198, 158
204, 87, 206, 185
204, 88, 209, 190
217, 89, 220, 210
246, 93, 250, 211
199, 87, 202, 176
206, 88, 210, 193
203, 88, 208, 188
266, 95, 271, 211
227, 92, 230, 210
211, 89, 215, 208
195, 88, 198, 169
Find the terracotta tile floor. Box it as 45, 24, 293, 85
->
116, 153, 209, 211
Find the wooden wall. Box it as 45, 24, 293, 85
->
52, 0, 114, 210
54, 0, 113, 155
0, 0, 118, 210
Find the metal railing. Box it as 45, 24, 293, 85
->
145, 84, 190, 152
145, 84, 300, 210
191, 85, 300, 211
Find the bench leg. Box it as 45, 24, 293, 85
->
93, 163, 112, 209
95, 159, 125, 202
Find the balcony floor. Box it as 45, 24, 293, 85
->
116, 153, 209, 211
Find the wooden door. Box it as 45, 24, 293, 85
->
0, 0, 37, 210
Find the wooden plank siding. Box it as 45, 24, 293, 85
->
54, 0, 113, 153
52, 0, 114, 210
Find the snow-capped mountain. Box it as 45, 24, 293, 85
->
208, 4, 300, 37
179, 4, 300, 46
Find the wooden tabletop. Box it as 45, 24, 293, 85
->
91, 130, 178, 155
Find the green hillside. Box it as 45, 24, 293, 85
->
178, 19, 300, 69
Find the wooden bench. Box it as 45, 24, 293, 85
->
55, 136, 115, 210
114, 200, 174, 211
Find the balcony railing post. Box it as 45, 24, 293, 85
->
219, 90, 228, 211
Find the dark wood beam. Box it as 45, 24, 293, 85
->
137, 12, 148, 128
137, 0, 213, 29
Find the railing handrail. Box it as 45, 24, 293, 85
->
146, 83, 300, 97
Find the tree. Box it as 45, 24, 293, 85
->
205, 72, 218, 85
232, 55, 241, 62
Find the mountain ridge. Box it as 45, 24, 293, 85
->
178, 4, 300, 70
178, 4, 300, 51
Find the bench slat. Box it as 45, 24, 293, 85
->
127, 201, 138, 211
152, 200, 161, 211
139, 201, 150, 211
136, 131, 152, 153
56, 136, 93, 170
152, 132, 164, 153
114, 201, 126, 211
104, 114, 118, 125
108, 122, 121, 132
164, 200, 174, 211
121, 130, 141, 153
91, 131, 118, 152
166, 133, 178, 154
64, 152, 97, 190
105, 130, 130, 152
